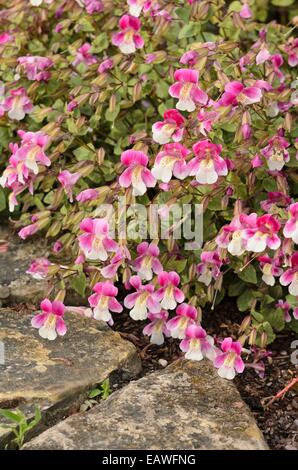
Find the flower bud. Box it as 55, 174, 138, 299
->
239, 315, 252, 333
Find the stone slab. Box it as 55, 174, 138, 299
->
0, 224, 48, 305
0, 308, 141, 448
23, 359, 268, 450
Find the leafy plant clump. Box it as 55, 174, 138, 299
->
0, 0, 297, 380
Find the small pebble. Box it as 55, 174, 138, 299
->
158, 359, 168, 367
280, 351, 287, 356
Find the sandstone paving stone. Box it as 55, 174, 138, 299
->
23, 359, 268, 450
0, 225, 48, 306
0, 308, 142, 448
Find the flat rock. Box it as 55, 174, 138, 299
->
0, 224, 48, 305
0, 308, 141, 448
23, 359, 268, 450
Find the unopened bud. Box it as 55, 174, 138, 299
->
46, 220, 62, 238
133, 82, 142, 103
249, 328, 257, 346
260, 331, 268, 348
97, 147, 105, 165
55, 289, 66, 302
284, 112, 292, 132
239, 315, 252, 333
109, 94, 117, 113
188, 263, 197, 281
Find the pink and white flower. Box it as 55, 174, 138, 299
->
2, 87, 33, 120
156, 271, 185, 310
112, 15, 144, 55
219, 81, 263, 107
284, 202, 298, 244
98, 58, 114, 74
151, 143, 189, 183
133, 241, 163, 280
18, 222, 39, 240
216, 214, 257, 256
124, 275, 161, 320
188, 140, 227, 185
83, 0, 103, 14
280, 253, 298, 296
31, 299, 66, 341
127, 0, 151, 17
88, 281, 123, 324
197, 250, 224, 286
12, 130, 50, 176
76, 188, 99, 203
101, 246, 131, 279
143, 310, 169, 345
213, 338, 245, 380
166, 303, 198, 339
285, 37, 298, 67
26, 258, 51, 280
152, 109, 185, 145
78, 218, 118, 261
260, 192, 292, 212
239, 2, 252, 19
276, 300, 292, 323
180, 324, 215, 361
72, 43, 97, 67
243, 214, 281, 253
258, 255, 283, 286
58, 170, 81, 202
169, 69, 208, 112
261, 132, 290, 171
18, 56, 53, 81
119, 150, 156, 196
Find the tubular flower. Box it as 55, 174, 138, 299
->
152, 109, 185, 145
213, 338, 245, 380
284, 202, 298, 244
166, 303, 198, 339
112, 15, 144, 55
88, 281, 123, 324
119, 150, 156, 196
280, 253, 298, 296
243, 214, 281, 253
169, 69, 208, 112
156, 271, 185, 310
132, 241, 163, 280
188, 140, 227, 185
180, 324, 215, 361
151, 143, 189, 183
124, 275, 161, 320
78, 218, 118, 261
143, 310, 169, 345
31, 299, 66, 341
2, 87, 33, 120
258, 255, 283, 286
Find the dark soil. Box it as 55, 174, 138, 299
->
113, 301, 298, 451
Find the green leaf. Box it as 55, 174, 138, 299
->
0, 188, 6, 212
228, 281, 245, 297
238, 265, 257, 284
70, 272, 87, 296
0, 409, 23, 423
271, 0, 294, 5
263, 307, 285, 332
175, 6, 191, 22
89, 388, 101, 399
92, 33, 108, 53
237, 289, 254, 311
178, 22, 201, 39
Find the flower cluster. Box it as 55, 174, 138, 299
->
1, 0, 297, 380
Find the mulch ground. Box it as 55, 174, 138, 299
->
113, 300, 298, 451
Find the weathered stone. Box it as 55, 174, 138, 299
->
0, 308, 141, 448
0, 225, 48, 305
23, 359, 268, 450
